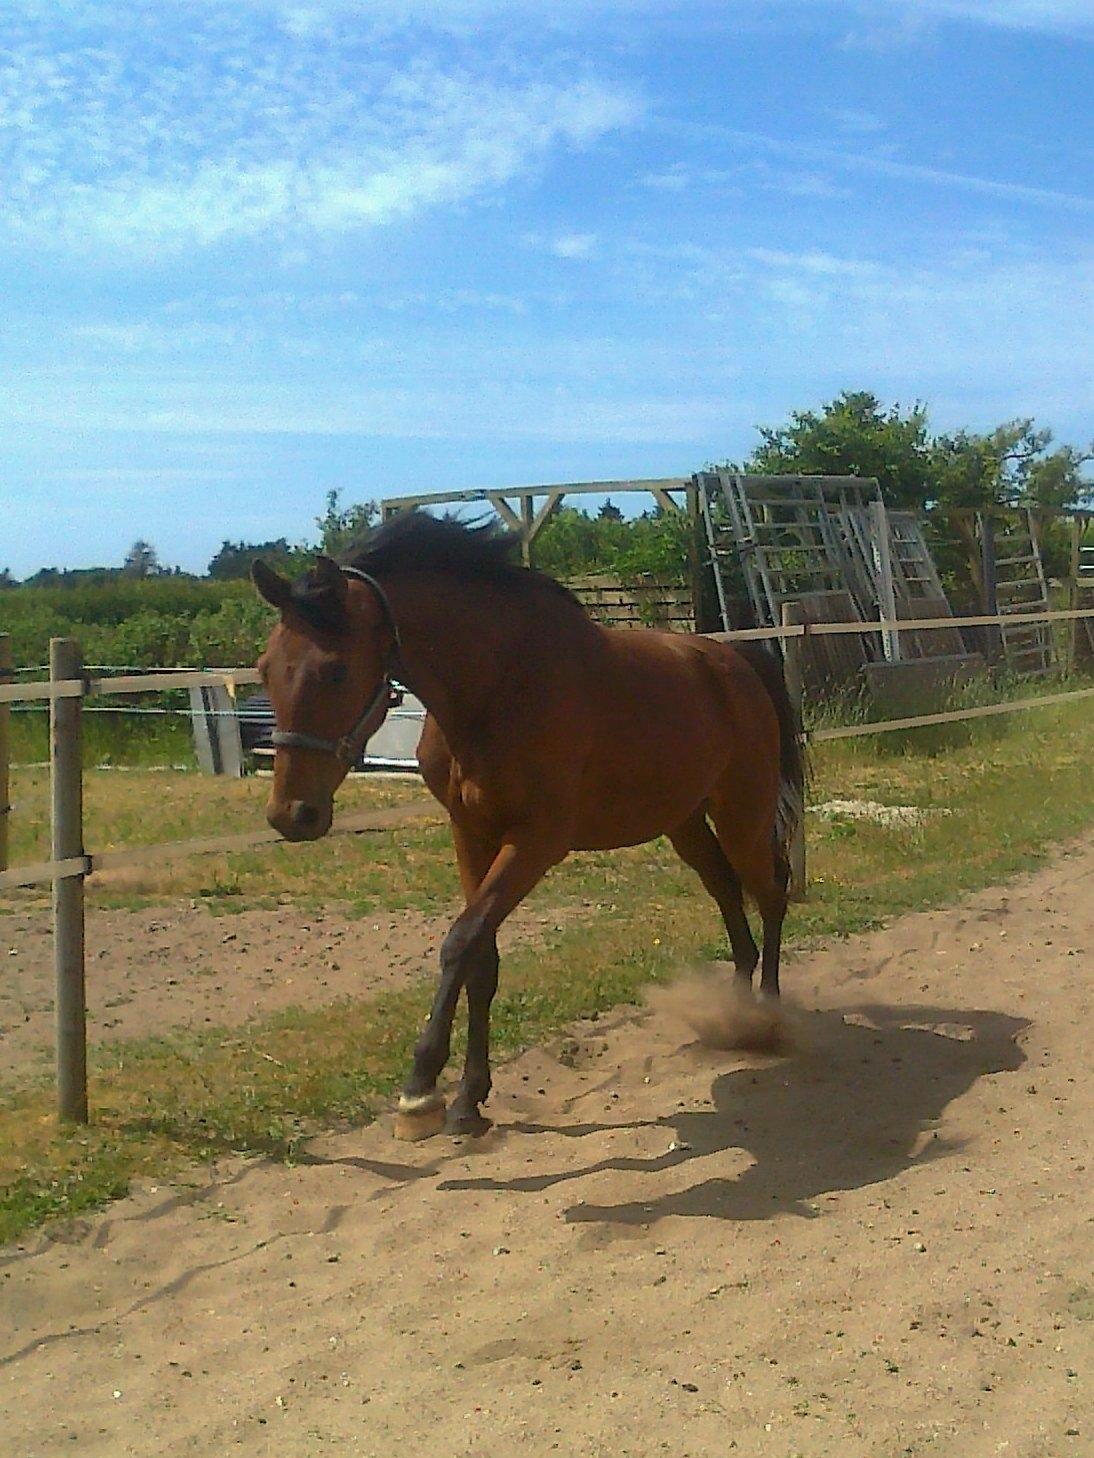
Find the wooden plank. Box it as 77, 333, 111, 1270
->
382, 478, 691, 512
0, 855, 88, 892
795, 591, 869, 696
90, 669, 262, 696
781, 603, 806, 901
568, 574, 695, 633
527, 490, 565, 544
812, 686, 1094, 741
651, 488, 686, 515
713, 605, 1094, 643
897, 597, 966, 659
0, 679, 84, 704
51, 639, 87, 1124
0, 801, 441, 892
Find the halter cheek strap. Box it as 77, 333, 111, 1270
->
270, 567, 404, 767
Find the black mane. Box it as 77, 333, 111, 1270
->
286, 512, 583, 634
347, 512, 581, 606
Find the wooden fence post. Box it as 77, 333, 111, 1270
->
50, 638, 88, 1124
781, 602, 807, 901
0, 634, 10, 874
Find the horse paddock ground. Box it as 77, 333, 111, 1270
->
1, 835, 1090, 1457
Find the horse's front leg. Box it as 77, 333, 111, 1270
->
396, 836, 560, 1139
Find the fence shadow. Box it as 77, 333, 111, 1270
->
440, 1004, 1028, 1225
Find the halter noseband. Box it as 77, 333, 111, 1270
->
269, 566, 404, 767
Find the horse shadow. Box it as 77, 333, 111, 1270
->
440, 1004, 1029, 1225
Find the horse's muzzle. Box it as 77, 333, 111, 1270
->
266, 798, 333, 842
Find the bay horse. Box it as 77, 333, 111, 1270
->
252, 514, 803, 1138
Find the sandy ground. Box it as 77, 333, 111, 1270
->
1, 838, 1091, 1458
0, 899, 582, 1084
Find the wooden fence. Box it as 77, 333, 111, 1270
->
568, 574, 695, 633
2, 608, 1094, 1123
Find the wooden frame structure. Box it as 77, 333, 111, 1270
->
381, 478, 696, 564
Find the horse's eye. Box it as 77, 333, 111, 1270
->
328, 664, 348, 686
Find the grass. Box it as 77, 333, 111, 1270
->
1, 696, 1092, 1243
8, 706, 197, 769
4, 769, 446, 912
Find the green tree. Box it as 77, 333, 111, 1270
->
123, 540, 161, 578
533, 504, 692, 581
207, 538, 301, 580
930, 420, 1093, 513
0, 568, 16, 589
315, 490, 379, 558
737, 389, 933, 509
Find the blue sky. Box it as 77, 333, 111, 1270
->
1, 0, 1091, 576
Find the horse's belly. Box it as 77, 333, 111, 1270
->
570, 756, 721, 850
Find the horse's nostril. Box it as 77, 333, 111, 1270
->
290, 801, 320, 829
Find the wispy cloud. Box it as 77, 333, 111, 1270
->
830, 0, 1092, 43
687, 128, 1094, 215
245, 1, 1094, 40
549, 233, 600, 259
6, 238, 1089, 440
0, 6, 639, 254
900, 1, 1093, 36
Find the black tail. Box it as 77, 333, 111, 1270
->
732, 641, 808, 851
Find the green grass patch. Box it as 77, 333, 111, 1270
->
2, 697, 1092, 1243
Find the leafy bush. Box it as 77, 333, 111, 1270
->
533, 506, 694, 582
0, 579, 273, 669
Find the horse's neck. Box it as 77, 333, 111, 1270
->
380, 573, 530, 746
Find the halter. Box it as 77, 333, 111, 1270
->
270, 566, 404, 767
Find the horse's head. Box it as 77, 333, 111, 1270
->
251, 555, 396, 841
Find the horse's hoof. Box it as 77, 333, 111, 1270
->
393, 1092, 446, 1141
445, 1105, 493, 1138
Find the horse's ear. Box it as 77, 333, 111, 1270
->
312, 555, 349, 605
251, 559, 292, 610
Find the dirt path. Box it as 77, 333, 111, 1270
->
2, 840, 1091, 1457
0, 899, 582, 1084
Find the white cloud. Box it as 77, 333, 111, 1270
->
905, 1, 1093, 35
825, 106, 887, 134
0, 8, 639, 253
827, 0, 1092, 42
244, 1, 1094, 39
716, 130, 1094, 215
639, 167, 690, 192
637, 158, 844, 202
550, 233, 599, 259
5, 238, 1089, 442
746, 248, 881, 279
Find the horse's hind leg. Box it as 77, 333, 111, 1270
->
668, 811, 759, 982
707, 798, 789, 999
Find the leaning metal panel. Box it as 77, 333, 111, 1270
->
701, 472, 882, 630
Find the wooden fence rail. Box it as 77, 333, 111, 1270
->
2, 612, 1093, 1122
